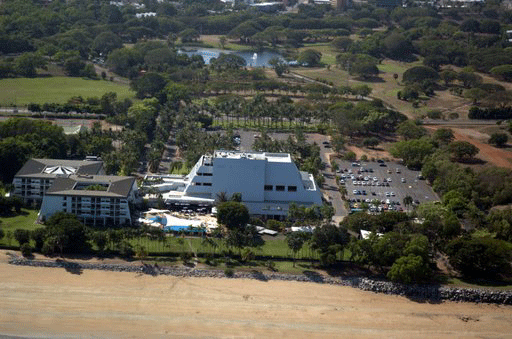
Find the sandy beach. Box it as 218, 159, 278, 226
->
0, 253, 511, 339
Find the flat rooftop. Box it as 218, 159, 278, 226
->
213, 151, 292, 163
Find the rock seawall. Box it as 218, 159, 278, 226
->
8, 256, 512, 305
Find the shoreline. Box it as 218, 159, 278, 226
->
8, 254, 512, 305
1, 259, 512, 339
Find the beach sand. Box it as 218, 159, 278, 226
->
0, 252, 511, 338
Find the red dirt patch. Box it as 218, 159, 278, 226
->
427, 126, 512, 170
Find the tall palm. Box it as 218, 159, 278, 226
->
403, 195, 413, 210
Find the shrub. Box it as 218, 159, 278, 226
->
224, 267, 234, 277
343, 151, 357, 160
20, 243, 32, 258
489, 132, 508, 147
14, 229, 30, 246
265, 260, 276, 271
426, 110, 443, 120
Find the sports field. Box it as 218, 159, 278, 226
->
0, 77, 134, 106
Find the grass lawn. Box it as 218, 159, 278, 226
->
0, 209, 42, 246
447, 277, 512, 291
0, 77, 134, 106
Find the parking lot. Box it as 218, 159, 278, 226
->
336, 160, 439, 213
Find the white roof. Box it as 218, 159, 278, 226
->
213, 150, 292, 163
290, 226, 315, 233
360, 230, 383, 239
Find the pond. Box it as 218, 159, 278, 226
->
179, 48, 287, 67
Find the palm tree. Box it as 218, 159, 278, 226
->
403, 195, 413, 211
215, 191, 229, 205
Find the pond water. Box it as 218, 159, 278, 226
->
179, 48, 286, 67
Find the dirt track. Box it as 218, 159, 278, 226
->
0, 254, 511, 338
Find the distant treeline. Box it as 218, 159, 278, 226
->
468, 106, 512, 120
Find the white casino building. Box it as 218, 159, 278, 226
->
148, 151, 323, 218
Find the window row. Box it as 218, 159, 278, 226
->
264, 185, 297, 192
191, 182, 212, 186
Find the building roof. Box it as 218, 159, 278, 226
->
45, 175, 136, 198
213, 150, 292, 163
15, 159, 103, 179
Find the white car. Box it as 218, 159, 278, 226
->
353, 190, 358, 194
373, 177, 378, 181
391, 192, 395, 196
401, 178, 406, 183
387, 178, 392, 182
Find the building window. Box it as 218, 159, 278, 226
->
288, 186, 297, 192
276, 185, 285, 191
264, 185, 273, 191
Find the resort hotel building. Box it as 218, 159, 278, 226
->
146, 150, 323, 218
38, 174, 139, 226
13, 158, 140, 226
12, 158, 105, 205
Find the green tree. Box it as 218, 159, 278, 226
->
432, 128, 454, 145
131, 72, 167, 99
403, 195, 413, 210
216, 201, 250, 231
92, 31, 123, 57
390, 138, 436, 169
489, 133, 508, 147
387, 254, 431, 284
286, 231, 309, 267
31, 228, 46, 252
180, 28, 200, 43
383, 33, 415, 61
402, 66, 439, 84
363, 137, 379, 149
440, 69, 458, 86
464, 88, 487, 105
14, 53, 46, 77
14, 229, 30, 245
350, 61, 379, 79
449, 141, 479, 162
91, 231, 108, 253
268, 57, 288, 77
211, 53, 246, 71
297, 49, 322, 67
20, 243, 32, 258
458, 71, 482, 88
445, 237, 511, 279
44, 212, 89, 255
310, 224, 349, 267
396, 120, 427, 140
490, 65, 512, 82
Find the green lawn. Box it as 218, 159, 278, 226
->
0, 77, 134, 106
0, 209, 42, 246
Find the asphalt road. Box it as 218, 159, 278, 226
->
307, 134, 348, 224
